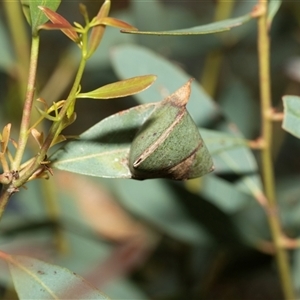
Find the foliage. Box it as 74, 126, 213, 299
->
1, 0, 300, 299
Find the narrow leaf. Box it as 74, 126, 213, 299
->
31, 128, 44, 148
200, 128, 257, 174
1, 123, 11, 153
51, 103, 156, 178
20, 0, 32, 25
77, 75, 157, 99
28, 1, 61, 35
79, 4, 89, 23
100, 17, 137, 31
111, 44, 220, 126
38, 23, 76, 30
7, 254, 109, 299
268, 0, 282, 26
111, 45, 259, 177
50, 134, 67, 147
87, 0, 110, 58
121, 13, 253, 35
282, 95, 300, 138
114, 179, 211, 245
38, 6, 79, 42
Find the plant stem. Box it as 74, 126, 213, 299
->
42, 56, 86, 152
13, 56, 87, 188
257, 1, 295, 299
12, 36, 40, 171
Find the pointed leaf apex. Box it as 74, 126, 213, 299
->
164, 78, 194, 107
86, 0, 111, 58
38, 6, 79, 43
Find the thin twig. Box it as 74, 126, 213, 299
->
257, 1, 295, 298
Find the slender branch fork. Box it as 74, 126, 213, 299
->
0, 36, 40, 219
0, 8, 93, 220
257, 1, 295, 299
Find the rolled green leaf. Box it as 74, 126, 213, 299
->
129, 79, 214, 180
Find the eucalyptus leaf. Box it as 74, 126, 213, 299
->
7, 255, 109, 299
201, 128, 257, 174
110, 45, 259, 178
201, 174, 254, 213
232, 201, 270, 245
219, 78, 259, 138
51, 103, 156, 178
114, 179, 212, 245
282, 95, 300, 139
77, 75, 157, 99
27, 0, 61, 35
268, 0, 282, 25
111, 44, 220, 126
128, 80, 214, 180
276, 176, 300, 231
20, 0, 32, 25
168, 182, 243, 245
52, 80, 213, 180
121, 13, 253, 35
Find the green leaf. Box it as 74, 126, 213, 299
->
232, 200, 270, 245
20, 0, 32, 25
268, 0, 282, 25
111, 45, 259, 178
282, 95, 300, 138
77, 75, 157, 99
128, 79, 213, 180
113, 179, 212, 245
51, 103, 156, 178
111, 44, 220, 127
121, 13, 253, 35
201, 174, 255, 213
86, 0, 110, 58
7, 254, 109, 299
276, 176, 300, 232
199, 128, 257, 174
52, 81, 213, 180
169, 182, 244, 245
219, 78, 259, 137
27, 0, 61, 35
200, 127, 262, 197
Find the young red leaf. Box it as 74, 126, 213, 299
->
76, 75, 157, 99
38, 6, 79, 43
100, 17, 137, 31
21, 1, 61, 35
39, 23, 77, 30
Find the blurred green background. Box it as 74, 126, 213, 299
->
1, 1, 300, 299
